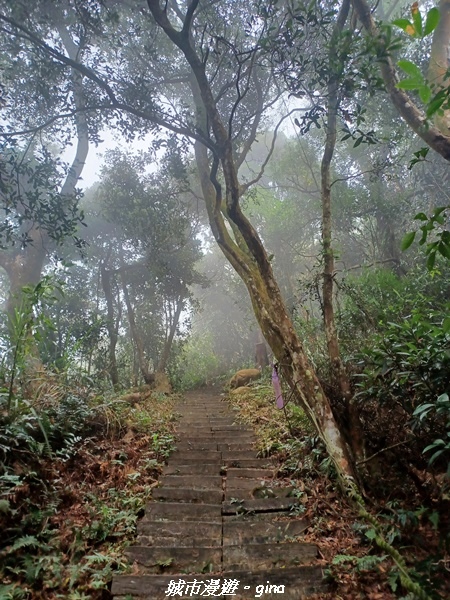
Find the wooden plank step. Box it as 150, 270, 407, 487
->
225, 486, 294, 501
175, 442, 220, 451
217, 443, 255, 451
222, 497, 299, 515
152, 486, 223, 504
176, 433, 255, 441
221, 450, 259, 460
170, 450, 221, 461
226, 468, 274, 479
160, 475, 223, 489
222, 541, 317, 570
223, 518, 309, 545
143, 502, 222, 522
125, 545, 221, 573
163, 464, 221, 476
168, 456, 223, 466
222, 458, 274, 469
137, 521, 222, 545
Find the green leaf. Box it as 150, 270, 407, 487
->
392, 18, 414, 34
424, 440, 446, 452
414, 212, 428, 221
388, 570, 399, 592
428, 510, 439, 529
401, 231, 416, 250
423, 7, 440, 36
419, 85, 432, 104
438, 241, 450, 260
419, 226, 429, 245
397, 59, 423, 80
397, 79, 421, 90
426, 251, 436, 270
412, 403, 434, 416
427, 91, 447, 117
365, 528, 377, 540
412, 5, 423, 36
428, 448, 445, 464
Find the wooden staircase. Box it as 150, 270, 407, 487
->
111, 390, 327, 599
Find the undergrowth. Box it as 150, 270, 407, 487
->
228, 384, 449, 600
0, 385, 177, 600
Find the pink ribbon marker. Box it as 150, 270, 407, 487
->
272, 365, 284, 409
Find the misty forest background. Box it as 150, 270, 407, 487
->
1, 0, 450, 598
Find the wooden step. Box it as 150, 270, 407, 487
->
137, 520, 221, 546
163, 464, 221, 476
222, 497, 300, 515
160, 475, 223, 489
112, 393, 327, 600
152, 486, 223, 504
125, 545, 221, 573
223, 517, 309, 545
143, 502, 222, 521
223, 541, 317, 570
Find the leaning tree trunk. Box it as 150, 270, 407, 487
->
427, 0, 450, 135
195, 136, 356, 484
148, 0, 356, 486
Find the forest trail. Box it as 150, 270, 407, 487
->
111, 389, 327, 599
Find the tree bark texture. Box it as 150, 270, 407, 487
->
0, 21, 89, 322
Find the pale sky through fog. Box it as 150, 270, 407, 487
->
66, 129, 156, 191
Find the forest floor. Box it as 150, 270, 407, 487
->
1, 384, 448, 599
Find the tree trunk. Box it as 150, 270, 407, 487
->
255, 340, 269, 369
0, 19, 89, 380
427, 0, 450, 136
320, 0, 366, 466
100, 260, 120, 388
119, 264, 154, 386
194, 136, 356, 483
157, 297, 183, 373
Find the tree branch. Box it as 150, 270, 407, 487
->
352, 0, 450, 161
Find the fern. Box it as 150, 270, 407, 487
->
3, 535, 46, 556
0, 583, 27, 600
332, 553, 388, 572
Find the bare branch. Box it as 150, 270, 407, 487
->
239, 108, 309, 195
